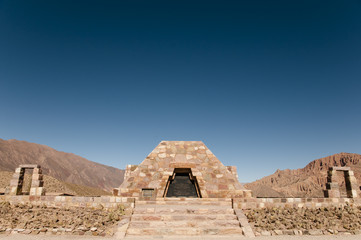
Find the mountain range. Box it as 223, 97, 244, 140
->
245, 152, 361, 197
0, 138, 125, 192
1, 138, 360, 198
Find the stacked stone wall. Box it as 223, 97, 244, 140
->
0, 195, 135, 209
2, 195, 361, 210
0, 201, 127, 236
234, 197, 361, 209
245, 204, 361, 236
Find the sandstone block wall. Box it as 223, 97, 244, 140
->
0, 195, 135, 209
234, 197, 361, 209
2, 195, 359, 211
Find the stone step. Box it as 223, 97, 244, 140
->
131, 213, 238, 221
124, 236, 246, 240
126, 199, 247, 237
136, 198, 232, 207
126, 227, 243, 236
133, 206, 235, 215
129, 219, 241, 228
135, 204, 231, 209
151, 197, 232, 202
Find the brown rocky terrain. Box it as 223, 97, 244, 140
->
0, 138, 125, 191
245, 205, 361, 236
0, 171, 110, 196
245, 153, 361, 198
0, 201, 125, 236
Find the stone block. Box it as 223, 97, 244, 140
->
15, 168, 24, 174
261, 230, 271, 236
283, 230, 295, 235
33, 168, 42, 174
19, 164, 40, 169
112, 188, 119, 196
326, 190, 340, 198
30, 187, 45, 196
9, 187, 20, 195
9, 179, 20, 187
348, 190, 358, 198
31, 180, 44, 187
31, 174, 43, 180
12, 173, 22, 180
326, 182, 339, 190
331, 166, 350, 171
308, 229, 323, 235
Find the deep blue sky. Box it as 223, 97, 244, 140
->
1, 0, 360, 182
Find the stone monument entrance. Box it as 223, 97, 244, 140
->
165, 168, 200, 198
325, 166, 358, 198
7, 164, 45, 196
115, 141, 252, 199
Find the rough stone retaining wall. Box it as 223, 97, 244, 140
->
244, 204, 361, 236
2, 195, 361, 210
2, 195, 361, 237
234, 197, 361, 209
0, 201, 128, 236
0, 195, 135, 209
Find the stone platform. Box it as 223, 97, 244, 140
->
121, 198, 255, 238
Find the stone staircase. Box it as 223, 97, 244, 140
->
123, 198, 254, 238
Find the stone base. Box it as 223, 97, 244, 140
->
8, 186, 21, 195
30, 187, 45, 196
325, 190, 340, 198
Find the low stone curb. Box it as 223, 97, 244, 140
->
114, 216, 131, 239
234, 209, 255, 238
0, 227, 112, 236
256, 229, 361, 236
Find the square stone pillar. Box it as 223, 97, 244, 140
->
8, 168, 24, 195
29, 167, 45, 196
325, 168, 341, 198
345, 170, 358, 198
325, 182, 340, 198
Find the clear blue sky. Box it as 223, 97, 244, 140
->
1, 1, 360, 182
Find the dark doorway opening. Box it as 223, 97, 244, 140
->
164, 168, 201, 198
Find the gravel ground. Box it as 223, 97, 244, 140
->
0, 234, 361, 240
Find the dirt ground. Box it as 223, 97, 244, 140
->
0, 234, 361, 240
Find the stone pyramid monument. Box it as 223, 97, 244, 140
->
116, 141, 252, 199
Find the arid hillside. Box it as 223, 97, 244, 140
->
245, 153, 361, 197
0, 171, 110, 196
0, 139, 125, 191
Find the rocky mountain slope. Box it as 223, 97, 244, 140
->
0, 171, 110, 196
245, 153, 361, 198
0, 139, 125, 191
